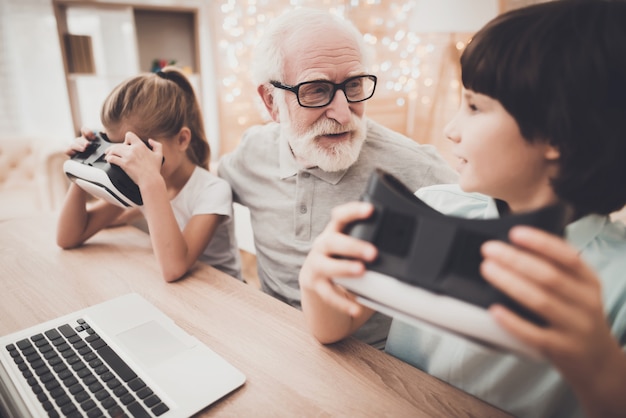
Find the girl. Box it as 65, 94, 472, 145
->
298, 1, 626, 417
57, 67, 242, 282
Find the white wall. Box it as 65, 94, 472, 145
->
0, 0, 74, 143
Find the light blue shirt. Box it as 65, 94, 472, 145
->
385, 184, 626, 417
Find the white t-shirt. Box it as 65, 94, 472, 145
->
141, 166, 242, 280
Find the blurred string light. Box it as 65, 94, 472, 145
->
213, 0, 469, 125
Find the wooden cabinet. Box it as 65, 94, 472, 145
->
53, 1, 201, 136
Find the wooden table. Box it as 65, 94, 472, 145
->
0, 215, 510, 417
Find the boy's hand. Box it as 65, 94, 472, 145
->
480, 226, 617, 385
300, 201, 377, 316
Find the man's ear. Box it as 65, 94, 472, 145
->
258, 84, 280, 122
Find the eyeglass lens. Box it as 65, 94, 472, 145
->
298, 76, 375, 107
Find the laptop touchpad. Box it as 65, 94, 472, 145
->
116, 321, 190, 368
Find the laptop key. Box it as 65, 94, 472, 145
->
60, 402, 78, 414
97, 345, 137, 382
58, 324, 77, 339
88, 382, 104, 393
107, 377, 122, 390
86, 406, 103, 418
136, 386, 153, 399
108, 405, 125, 417
80, 399, 96, 411
113, 385, 129, 397
22, 346, 36, 356
120, 393, 136, 405
45, 328, 62, 340
16, 339, 32, 350
101, 396, 117, 409
127, 401, 151, 418
82, 374, 98, 386
143, 394, 160, 408
128, 378, 145, 392
152, 402, 170, 416
54, 393, 72, 407
68, 383, 84, 395
74, 389, 91, 403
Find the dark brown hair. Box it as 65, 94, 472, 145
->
461, 0, 626, 216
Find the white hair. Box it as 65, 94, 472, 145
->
251, 7, 374, 86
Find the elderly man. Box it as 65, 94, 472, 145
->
218, 7, 457, 349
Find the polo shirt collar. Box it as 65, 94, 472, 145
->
278, 133, 348, 184
485, 196, 608, 253
484, 198, 500, 218
278, 134, 299, 179
565, 214, 609, 252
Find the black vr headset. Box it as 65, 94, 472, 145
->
334, 169, 568, 358
63, 132, 144, 208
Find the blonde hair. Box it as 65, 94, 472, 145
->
101, 67, 210, 168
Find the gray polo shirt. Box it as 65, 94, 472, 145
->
218, 118, 458, 348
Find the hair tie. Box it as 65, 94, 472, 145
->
155, 69, 192, 95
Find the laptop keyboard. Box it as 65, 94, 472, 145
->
4, 318, 170, 418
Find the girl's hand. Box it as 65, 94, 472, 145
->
65, 127, 97, 157
104, 132, 164, 188
480, 226, 622, 390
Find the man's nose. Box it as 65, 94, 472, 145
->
324, 89, 352, 125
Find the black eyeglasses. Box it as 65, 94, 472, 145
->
270, 75, 377, 108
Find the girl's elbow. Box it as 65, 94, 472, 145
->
313, 331, 344, 346
56, 236, 81, 250
162, 265, 189, 283
163, 274, 182, 283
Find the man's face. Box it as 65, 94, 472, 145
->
277, 25, 369, 172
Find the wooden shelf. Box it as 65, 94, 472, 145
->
64, 34, 95, 74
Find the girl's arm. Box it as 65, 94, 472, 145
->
299, 202, 377, 344
105, 132, 222, 282
138, 173, 223, 282
480, 226, 626, 418
56, 132, 125, 248
56, 183, 125, 248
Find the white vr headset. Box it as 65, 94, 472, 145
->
63, 132, 144, 208
333, 169, 568, 360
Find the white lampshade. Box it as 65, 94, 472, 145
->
409, 0, 500, 33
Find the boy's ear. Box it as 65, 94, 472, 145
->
545, 144, 560, 161
258, 84, 280, 122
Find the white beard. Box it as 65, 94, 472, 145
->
277, 97, 367, 172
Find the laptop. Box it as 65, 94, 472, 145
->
0, 293, 246, 417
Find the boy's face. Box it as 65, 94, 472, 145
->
443, 89, 560, 213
